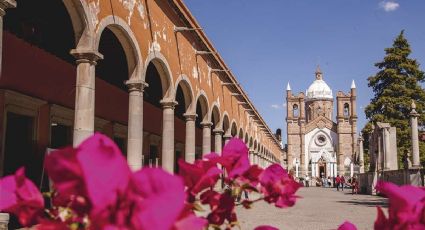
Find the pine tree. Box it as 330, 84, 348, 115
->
363, 30, 425, 165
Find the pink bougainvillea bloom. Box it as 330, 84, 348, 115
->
172, 205, 208, 230
178, 158, 222, 196
35, 220, 70, 230
76, 133, 132, 215
0, 167, 44, 226
374, 206, 390, 230
337, 221, 358, 230
218, 138, 250, 179
254, 226, 279, 230
46, 133, 135, 228
44, 147, 89, 214
131, 168, 193, 230
260, 164, 301, 208
238, 165, 264, 187
375, 181, 425, 229
206, 192, 237, 226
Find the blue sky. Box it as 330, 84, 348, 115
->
184, 0, 425, 143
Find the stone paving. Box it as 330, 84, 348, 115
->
237, 186, 388, 230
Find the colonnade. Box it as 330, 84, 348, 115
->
0, 0, 282, 175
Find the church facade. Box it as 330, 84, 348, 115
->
286, 67, 357, 177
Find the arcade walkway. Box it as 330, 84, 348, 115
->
237, 187, 387, 230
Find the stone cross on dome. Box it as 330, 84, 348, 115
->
315, 65, 323, 80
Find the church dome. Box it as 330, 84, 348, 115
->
306, 66, 333, 100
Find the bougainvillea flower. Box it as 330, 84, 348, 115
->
0, 167, 44, 226
131, 168, 188, 230
76, 134, 132, 215
374, 182, 425, 229
374, 206, 390, 230
254, 226, 279, 230
217, 138, 250, 179
178, 158, 222, 196
44, 147, 89, 214
259, 164, 301, 208
172, 205, 208, 230
200, 190, 221, 208
207, 192, 237, 226
35, 219, 70, 230
337, 221, 358, 230
238, 165, 264, 187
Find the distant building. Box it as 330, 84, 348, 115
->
286, 66, 357, 177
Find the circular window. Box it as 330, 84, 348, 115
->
315, 134, 327, 146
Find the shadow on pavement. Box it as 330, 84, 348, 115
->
336, 199, 388, 208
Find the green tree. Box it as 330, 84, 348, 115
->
363, 30, 425, 165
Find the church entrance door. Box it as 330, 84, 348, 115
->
319, 165, 326, 178
318, 157, 326, 178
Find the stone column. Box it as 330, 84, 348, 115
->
0, 213, 8, 230
213, 129, 224, 154
311, 162, 315, 177
223, 134, 232, 146
71, 50, 103, 146
410, 101, 421, 168
0, 0, 16, 75
160, 100, 177, 173
201, 122, 212, 155
358, 136, 365, 173
249, 150, 254, 165
126, 80, 147, 170
383, 127, 391, 170
183, 113, 197, 163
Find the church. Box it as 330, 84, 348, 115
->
286, 67, 357, 178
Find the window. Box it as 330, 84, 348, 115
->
293, 104, 299, 117
344, 103, 350, 117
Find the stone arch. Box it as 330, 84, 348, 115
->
254, 139, 258, 151
95, 16, 143, 80
174, 75, 195, 112
144, 52, 174, 100
244, 133, 249, 144
221, 112, 230, 134
195, 90, 210, 123
249, 137, 253, 149
210, 103, 221, 129
238, 128, 244, 139
62, 0, 94, 49
230, 120, 238, 137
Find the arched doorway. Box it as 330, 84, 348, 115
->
211, 105, 221, 153
174, 79, 193, 172
318, 157, 326, 178
195, 94, 209, 159
144, 61, 170, 167
96, 27, 129, 154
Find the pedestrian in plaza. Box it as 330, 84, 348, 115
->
351, 177, 359, 195
305, 174, 310, 187
335, 175, 341, 191
340, 175, 346, 191
327, 176, 332, 187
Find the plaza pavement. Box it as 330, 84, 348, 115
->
237, 186, 388, 230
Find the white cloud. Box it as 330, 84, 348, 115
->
271, 103, 287, 110
379, 1, 399, 12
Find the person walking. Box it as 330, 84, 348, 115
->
305, 174, 310, 187
352, 177, 359, 194
340, 175, 346, 191
335, 175, 341, 191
